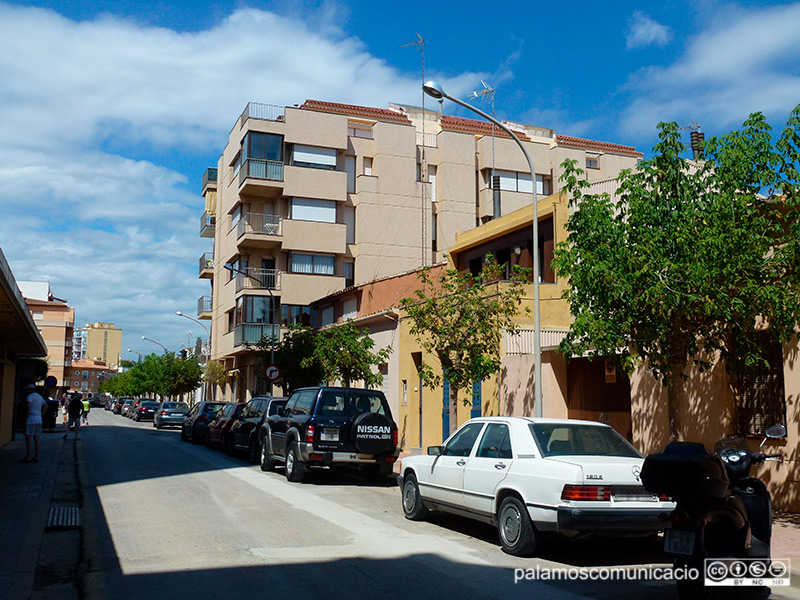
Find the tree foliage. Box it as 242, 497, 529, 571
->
311, 320, 391, 388
552, 106, 800, 440
261, 325, 324, 394
100, 352, 203, 398
400, 256, 530, 435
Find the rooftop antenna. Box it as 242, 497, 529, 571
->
471, 81, 498, 217
679, 120, 704, 160
402, 33, 429, 266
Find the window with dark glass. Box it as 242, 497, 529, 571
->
244, 132, 283, 162
281, 304, 312, 326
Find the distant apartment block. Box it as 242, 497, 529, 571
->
18, 280, 75, 389
69, 358, 115, 399
73, 326, 87, 361
198, 99, 641, 401
83, 322, 122, 369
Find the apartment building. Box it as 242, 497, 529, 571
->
83, 322, 123, 369
18, 281, 74, 389
68, 358, 116, 399
198, 99, 640, 402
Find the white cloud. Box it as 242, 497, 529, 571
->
0, 4, 484, 350
626, 11, 672, 50
619, 3, 800, 141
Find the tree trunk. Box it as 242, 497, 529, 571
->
449, 383, 459, 436
666, 381, 682, 442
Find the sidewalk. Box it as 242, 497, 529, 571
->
0, 425, 81, 600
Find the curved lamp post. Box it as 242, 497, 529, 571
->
127, 348, 143, 362
141, 335, 167, 353
422, 80, 542, 417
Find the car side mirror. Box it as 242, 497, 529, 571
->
766, 424, 787, 439
427, 446, 442, 456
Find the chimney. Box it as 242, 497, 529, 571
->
690, 130, 705, 160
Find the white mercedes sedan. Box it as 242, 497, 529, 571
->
399, 417, 673, 556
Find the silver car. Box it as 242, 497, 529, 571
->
153, 401, 190, 429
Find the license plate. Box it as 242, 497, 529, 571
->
321, 428, 339, 442
664, 530, 695, 555
613, 493, 657, 502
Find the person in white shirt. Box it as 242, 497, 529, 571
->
21, 383, 46, 463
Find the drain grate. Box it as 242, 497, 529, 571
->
47, 506, 81, 528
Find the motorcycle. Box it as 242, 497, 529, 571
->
641, 424, 786, 599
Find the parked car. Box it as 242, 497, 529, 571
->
229, 397, 287, 463
261, 387, 398, 481
127, 398, 148, 418
153, 402, 190, 429
132, 400, 160, 422
205, 402, 245, 451
112, 397, 133, 414
120, 398, 135, 417
89, 395, 105, 408
399, 417, 674, 556
180, 401, 228, 443
104, 397, 115, 411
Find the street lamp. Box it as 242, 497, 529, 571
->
141, 335, 167, 353
223, 263, 278, 389
176, 310, 210, 338
423, 80, 543, 417
127, 348, 143, 362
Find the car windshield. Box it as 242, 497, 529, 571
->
316, 391, 389, 418
163, 402, 188, 409
530, 423, 642, 458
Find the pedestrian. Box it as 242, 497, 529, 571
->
63, 391, 83, 440
59, 391, 69, 424
81, 397, 90, 425
21, 383, 46, 463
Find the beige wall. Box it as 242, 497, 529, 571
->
85, 323, 122, 368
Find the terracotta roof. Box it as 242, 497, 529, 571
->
300, 100, 411, 124
440, 115, 530, 140
556, 135, 643, 157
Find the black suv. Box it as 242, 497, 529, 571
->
260, 386, 399, 482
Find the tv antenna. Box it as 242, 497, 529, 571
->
402, 33, 429, 266
471, 81, 498, 217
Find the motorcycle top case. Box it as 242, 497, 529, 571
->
641, 442, 729, 499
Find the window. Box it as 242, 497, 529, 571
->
536, 175, 552, 196
443, 422, 485, 457
342, 298, 357, 320
82, 371, 88, 379
346, 156, 356, 194
231, 205, 245, 231
291, 390, 316, 415
347, 121, 373, 139
320, 306, 334, 326
586, 153, 600, 169
735, 332, 787, 435
280, 304, 312, 326
236, 295, 277, 325
228, 255, 247, 281
529, 424, 641, 458
289, 253, 335, 276
477, 423, 512, 459
81, 382, 88, 391
227, 309, 235, 333
494, 169, 532, 193
291, 198, 336, 223
344, 207, 355, 245
343, 260, 354, 288
291, 144, 336, 169
428, 165, 437, 202
244, 132, 283, 162
363, 157, 373, 176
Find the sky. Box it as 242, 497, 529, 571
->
1, 0, 799, 356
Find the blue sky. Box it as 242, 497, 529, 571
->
1, 0, 799, 355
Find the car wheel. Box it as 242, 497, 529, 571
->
285, 442, 306, 483
401, 472, 428, 521
497, 496, 537, 556
260, 437, 277, 472
248, 438, 261, 465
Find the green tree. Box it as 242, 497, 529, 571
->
400, 256, 530, 435
202, 360, 227, 400
309, 320, 391, 388
552, 107, 800, 440
260, 325, 324, 394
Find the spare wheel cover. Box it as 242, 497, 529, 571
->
351, 412, 394, 454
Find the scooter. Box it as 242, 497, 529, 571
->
641, 424, 785, 599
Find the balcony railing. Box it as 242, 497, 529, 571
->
197, 295, 212, 316
237, 102, 285, 130
238, 158, 284, 188
202, 167, 218, 191
234, 323, 280, 347
200, 213, 216, 237
235, 268, 281, 293
236, 213, 282, 239
417, 131, 438, 148
199, 252, 214, 274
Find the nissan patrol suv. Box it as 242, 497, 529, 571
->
259, 386, 399, 482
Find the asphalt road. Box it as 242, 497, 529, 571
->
78, 409, 800, 600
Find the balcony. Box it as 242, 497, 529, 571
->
236, 102, 285, 130
201, 213, 216, 238
234, 323, 280, 347
236, 213, 282, 250
201, 167, 218, 195
237, 159, 284, 197
417, 131, 438, 148
283, 165, 347, 202
197, 295, 212, 320
281, 219, 346, 254
235, 268, 281, 294
199, 252, 214, 278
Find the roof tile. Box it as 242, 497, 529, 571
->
440, 115, 530, 140
556, 135, 642, 157
301, 100, 411, 124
